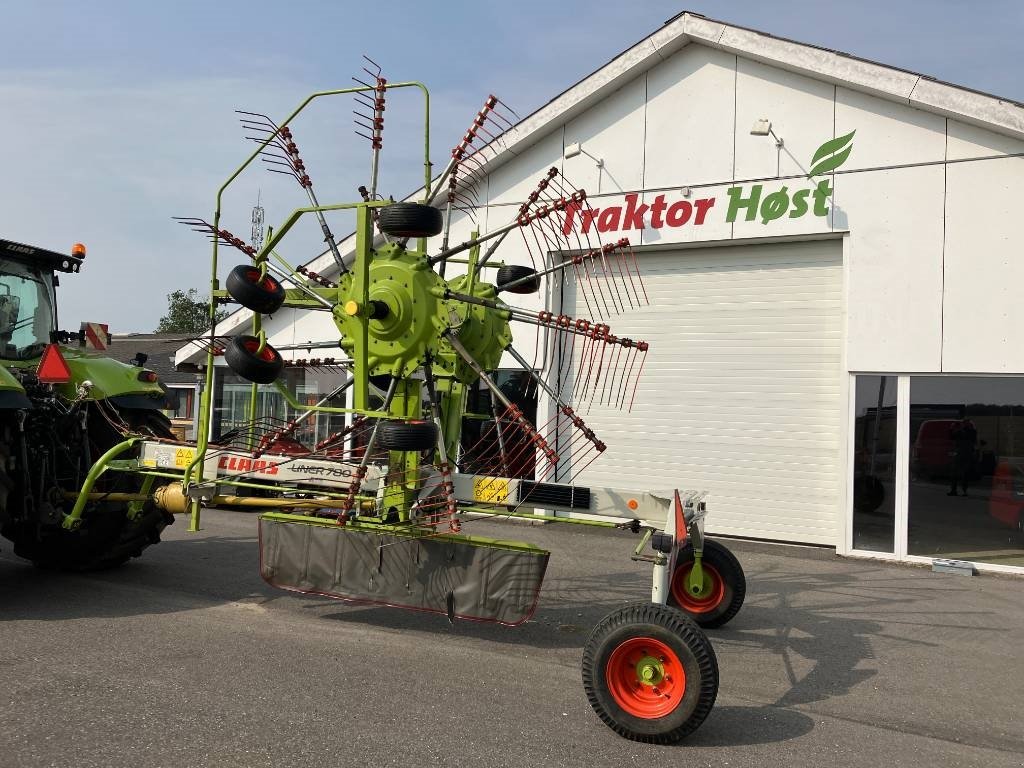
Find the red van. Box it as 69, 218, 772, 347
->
989, 458, 1024, 538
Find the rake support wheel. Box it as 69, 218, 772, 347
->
668, 539, 746, 628
496, 264, 541, 294
377, 420, 439, 452
378, 203, 443, 238
225, 335, 284, 384
226, 264, 286, 315
582, 602, 718, 743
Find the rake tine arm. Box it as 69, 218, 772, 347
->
445, 332, 559, 467
422, 361, 460, 531
338, 377, 399, 520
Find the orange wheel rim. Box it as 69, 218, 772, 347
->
242, 339, 277, 362
605, 637, 684, 718
243, 268, 279, 292
671, 562, 726, 614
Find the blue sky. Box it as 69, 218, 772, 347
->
1, 0, 1021, 332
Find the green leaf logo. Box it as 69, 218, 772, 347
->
808, 130, 855, 177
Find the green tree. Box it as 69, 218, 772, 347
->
155, 289, 228, 334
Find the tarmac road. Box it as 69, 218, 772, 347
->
1, 510, 1022, 768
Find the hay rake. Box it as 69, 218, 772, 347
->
79, 67, 748, 743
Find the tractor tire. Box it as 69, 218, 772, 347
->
226, 264, 286, 315
667, 539, 746, 629
225, 335, 284, 384
582, 602, 718, 744
11, 408, 176, 571
0, 444, 12, 517
496, 264, 541, 294
377, 203, 444, 238
377, 420, 438, 452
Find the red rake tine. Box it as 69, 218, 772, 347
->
627, 344, 649, 412
570, 260, 598, 322
628, 242, 649, 305
615, 346, 637, 410
571, 326, 592, 403
601, 341, 624, 406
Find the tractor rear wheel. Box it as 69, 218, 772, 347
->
9, 407, 176, 571
582, 602, 718, 743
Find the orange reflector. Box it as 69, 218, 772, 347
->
71, 242, 86, 258
673, 489, 688, 546
627, 498, 639, 510
37, 344, 72, 384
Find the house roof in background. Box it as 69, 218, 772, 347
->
114, 332, 201, 384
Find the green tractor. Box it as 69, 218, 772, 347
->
0, 237, 175, 570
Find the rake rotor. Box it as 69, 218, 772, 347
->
180, 70, 651, 533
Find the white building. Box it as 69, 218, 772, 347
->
178, 12, 1024, 573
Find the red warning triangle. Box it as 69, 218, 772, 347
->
37, 343, 72, 384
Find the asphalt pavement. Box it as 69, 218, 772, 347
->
1, 510, 1022, 768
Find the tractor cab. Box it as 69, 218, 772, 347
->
0, 238, 84, 360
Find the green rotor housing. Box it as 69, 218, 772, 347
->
333, 242, 510, 385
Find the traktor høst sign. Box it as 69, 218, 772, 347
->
561, 131, 854, 235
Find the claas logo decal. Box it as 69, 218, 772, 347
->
218, 456, 280, 475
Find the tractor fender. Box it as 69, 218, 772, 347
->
54, 347, 166, 402
0, 365, 30, 409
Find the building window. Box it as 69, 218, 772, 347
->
908, 377, 1024, 567
460, 370, 539, 479
164, 385, 195, 421
852, 375, 897, 552
212, 367, 348, 450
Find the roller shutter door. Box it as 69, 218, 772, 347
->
563, 239, 843, 545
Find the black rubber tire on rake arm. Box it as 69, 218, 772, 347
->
377, 203, 444, 238
582, 602, 719, 744
377, 420, 439, 452
226, 264, 286, 315
225, 335, 284, 384
496, 264, 541, 294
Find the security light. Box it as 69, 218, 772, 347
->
564, 141, 603, 167
750, 119, 783, 148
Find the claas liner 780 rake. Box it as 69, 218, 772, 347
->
78, 66, 747, 743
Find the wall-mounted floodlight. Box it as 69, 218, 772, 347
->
750, 119, 783, 148
564, 141, 603, 168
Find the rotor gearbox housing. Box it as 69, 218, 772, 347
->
334, 244, 510, 383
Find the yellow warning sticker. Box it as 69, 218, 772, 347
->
174, 448, 195, 468
473, 476, 509, 504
